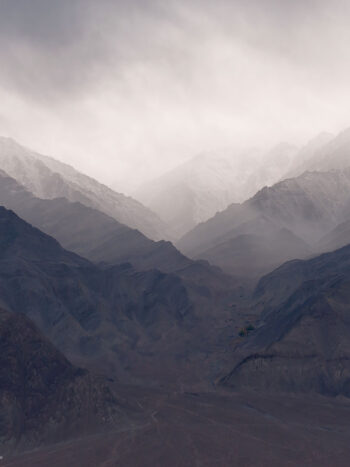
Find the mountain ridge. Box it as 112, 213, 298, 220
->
177, 168, 350, 276
0, 137, 170, 241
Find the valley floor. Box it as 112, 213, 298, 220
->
4, 385, 350, 467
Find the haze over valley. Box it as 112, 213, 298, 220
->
1, 1, 350, 466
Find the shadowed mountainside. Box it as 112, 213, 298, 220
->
0, 206, 240, 387
221, 244, 350, 396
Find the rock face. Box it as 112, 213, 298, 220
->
178, 169, 350, 276
221, 245, 350, 396
0, 308, 122, 451
0, 137, 169, 241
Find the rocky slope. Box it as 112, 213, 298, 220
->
0, 137, 169, 240
0, 308, 124, 453
221, 244, 350, 396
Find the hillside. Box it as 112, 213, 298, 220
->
0, 308, 124, 453
221, 245, 350, 396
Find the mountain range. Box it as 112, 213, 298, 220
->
134, 144, 299, 238
0, 169, 189, 273
0, 205, 241, 389
178, 167, 350, 277
0, 137, 169, 241
2, 129, 350, 465
2, 195, 350, 466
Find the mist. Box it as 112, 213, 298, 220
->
1, 0, 350, 191
3, 3, 350, 463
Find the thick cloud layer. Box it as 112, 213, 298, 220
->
1, 0, 350, 190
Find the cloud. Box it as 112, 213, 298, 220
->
1, 0, 350, 189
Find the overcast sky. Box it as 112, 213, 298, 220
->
1, 0, 350, 191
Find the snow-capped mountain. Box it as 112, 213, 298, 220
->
134, 150, 259, 238
0, 137, 169, 240
134, 144, 298, 239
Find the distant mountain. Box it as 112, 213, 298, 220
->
178, 169, 350, 276
0, 170, 190, 273
0, 137, 169, 240
221, 244, 350, 397
134, 145, 299, 238
134, 150, 259, 238
288, 129, 350, 177
0, 169, 240, 305
0, 308, 123, 452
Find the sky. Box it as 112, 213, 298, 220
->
1, 0, 350, 192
